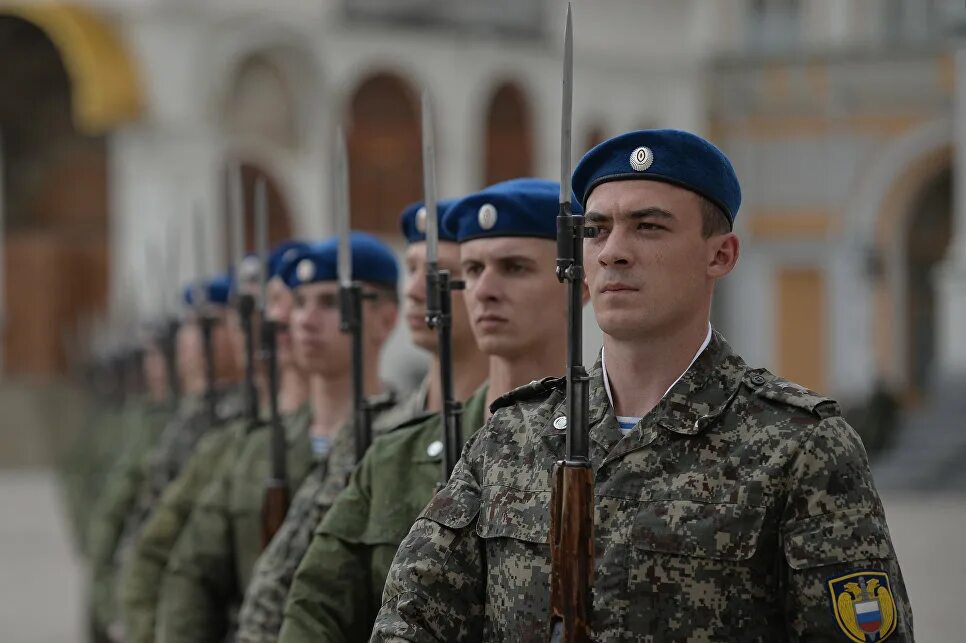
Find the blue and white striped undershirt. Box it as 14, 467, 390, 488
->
602, 323, 713, 435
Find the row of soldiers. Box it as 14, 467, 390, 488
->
63, 8, 912, 639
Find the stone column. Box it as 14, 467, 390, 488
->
935, 40, 966, 379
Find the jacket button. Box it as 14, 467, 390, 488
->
750, 374, 766, 386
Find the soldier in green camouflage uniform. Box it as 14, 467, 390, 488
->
236, 199, 490, 642
156, 234, 403, 642
278, 180, 567, 642
86, 336, 173, 636
117, 246, 312, 643
374, 131, 913, 641
116, 277, 244, 559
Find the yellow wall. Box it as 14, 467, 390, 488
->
776, 267, 826, 393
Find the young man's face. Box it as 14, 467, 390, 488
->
583, 180, 738, 341
143, 340, 168, 400
290, 281, 398, 377
403, 241, 473, 353
265, 279, 296, 369
460, 236, 564, 357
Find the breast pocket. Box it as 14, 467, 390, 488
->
476, 485, 554, 639
622, 498, 776, 638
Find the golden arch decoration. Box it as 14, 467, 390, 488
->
0, 2, 142, 133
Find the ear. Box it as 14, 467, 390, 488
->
707, 232, 739, 280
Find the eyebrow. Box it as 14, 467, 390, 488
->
585, 207, 676, 223
460, 254, 536, 266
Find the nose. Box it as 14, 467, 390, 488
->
596, 228, 633, 269
471, 266, 500, 304
405, 264, 426, 304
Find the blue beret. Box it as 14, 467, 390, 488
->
571, 129, 741, 225
268, 240, 310, 279
443, 178, 559, 243
279, 232, 399, 289
183, 273, 232, 307
399, 199, 459, 244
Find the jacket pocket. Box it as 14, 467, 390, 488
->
631, 498, 766, 561
476, 485, 552, 544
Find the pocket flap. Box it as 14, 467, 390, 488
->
783, 508, 895, 570
417, 481, 481, 530
476, 485, 551, 544
632, 499, 765, 561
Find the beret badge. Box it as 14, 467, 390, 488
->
629, 146, 654, 172
478, 203, 498, 230
296, 258, 316, 283
415, 206, 428, 233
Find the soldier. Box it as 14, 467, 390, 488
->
116, 241, 310, 643
155, 232, 401, 643
85, 331, 175, 638
234, 198, 491, 642
116, 274, 244, 556
276, 178, 569, 642
373, 130, 914, 641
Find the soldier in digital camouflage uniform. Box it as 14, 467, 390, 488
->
156, 233, 404, 643
116, 242, 311, 643
235, 197, 492, 642
115, 274, 245, 560
374, 130, 913, 642
86, 333, 174, 637
276, 178, 572, 643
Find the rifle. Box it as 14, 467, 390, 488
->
549, 5, 595, 642
228, 161, 260, 426
256, 177, 289, 548
193, 204, 219, 425
421, 93, 464, 484
333, 128, 374, 462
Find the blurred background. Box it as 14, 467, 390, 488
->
0, 0, 964, 640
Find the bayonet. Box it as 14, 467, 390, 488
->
229, 161, 260, 425
257, 176, 289, 548
549, 4, 595, 642
335, 126, 374, 463
193, 203, 218, 424
422, 92, 465, 484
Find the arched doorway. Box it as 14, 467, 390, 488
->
346, 72, 421, 235
904, 168, 953, 399
0, 16, 109, 377
220, 161, 293, 257
484, 81, 533, 185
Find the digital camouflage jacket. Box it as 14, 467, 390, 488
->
373, 332, 913, 642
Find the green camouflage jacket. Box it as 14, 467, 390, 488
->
118, 389, 244, 557
84, 398, 171, 632
117, 416, 255, 643
276, 385, 488, 643
373, 333, 913, 642
155, 403, 313, 643
234, 389, 427, 643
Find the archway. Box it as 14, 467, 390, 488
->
346, 71, 421, 235
484, 81, 533, 185
0, 16, 109, 376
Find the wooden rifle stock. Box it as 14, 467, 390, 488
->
549, 461, 594, 643
260, 483, 290, 549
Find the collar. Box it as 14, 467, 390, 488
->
601, 322, 713, 413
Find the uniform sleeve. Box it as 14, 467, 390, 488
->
235, 474, 323, 643
781, 415, 914, 641
86, 450, 144, 634
371, 433, 487, 643
118, 441, 224, 643
278, 454, 379, 643
155, 465, 237, 643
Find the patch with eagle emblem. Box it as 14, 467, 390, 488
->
827, 571, 898, 642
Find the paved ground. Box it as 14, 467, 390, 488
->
0, 470, 962, 641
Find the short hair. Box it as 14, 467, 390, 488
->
700, 197, 731, 238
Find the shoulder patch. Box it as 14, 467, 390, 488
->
745, 368, 841, 420
489, 376, 565, 414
